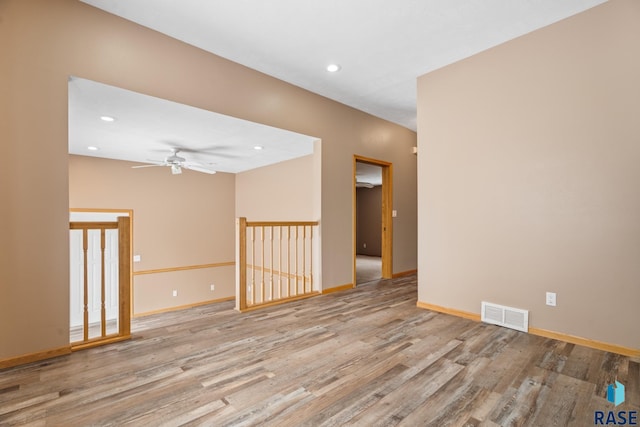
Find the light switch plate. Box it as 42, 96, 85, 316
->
546, 292, 556, 307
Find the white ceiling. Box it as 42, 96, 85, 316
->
72, 0, 605, 174
69, 77, 316, 174
81, 0, 606, 131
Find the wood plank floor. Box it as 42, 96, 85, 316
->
1, 275, 638, 426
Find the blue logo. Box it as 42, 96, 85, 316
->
608, 381, 626, 407
595, 381, 637, 426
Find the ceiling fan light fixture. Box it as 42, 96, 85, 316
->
253, 145, 263, 150
100, 115, 115, 122
171, 164, 182, 175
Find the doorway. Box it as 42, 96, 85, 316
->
353, 156, 392, 286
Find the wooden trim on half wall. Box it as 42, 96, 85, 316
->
134, 261, 235, 276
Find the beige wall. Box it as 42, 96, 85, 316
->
236, 153, 319, 222
417, 0, 640, 350
69, 155, 236, 314
235, 153, 323, 293
1, 0, 417, 360
356, 187, 382, 256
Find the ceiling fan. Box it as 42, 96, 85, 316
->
131, 148, 216, 175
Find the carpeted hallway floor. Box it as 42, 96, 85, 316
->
356, 254, 382, 284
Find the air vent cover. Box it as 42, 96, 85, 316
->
481, 301, 529, 333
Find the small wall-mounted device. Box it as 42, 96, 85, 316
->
546, 292, 557, 307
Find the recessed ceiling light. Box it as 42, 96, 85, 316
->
326, 64, 341, 73
100, 115, 115, 122
87, 146, 99, 151
253, 145, 264, 150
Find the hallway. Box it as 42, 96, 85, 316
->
355, 254, 382, 284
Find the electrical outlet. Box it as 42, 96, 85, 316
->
363, 243, 367, 248
172, 290, 178, 297
210, 284, 215, 291
546, 292, 556, 307
133, 255, 141, 262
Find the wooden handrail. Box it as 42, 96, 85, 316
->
69, 218, 131, 350
236, 218, 319, 311
246, 221, 319, 227
70, 222, 119, 230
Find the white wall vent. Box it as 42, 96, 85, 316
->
481, 301, 529, 333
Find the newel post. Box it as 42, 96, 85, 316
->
117, 216, 132, 337
236, 217, 247, 311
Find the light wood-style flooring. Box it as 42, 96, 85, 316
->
1, 275, 638, 426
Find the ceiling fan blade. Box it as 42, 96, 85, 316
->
132, 158, 166, 168
183, 163, 217, 174
157, 144, 235, 154
131, 164, 164, 169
